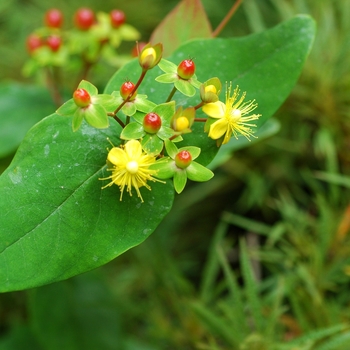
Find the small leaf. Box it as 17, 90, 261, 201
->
84, 104, 109, 129
120, 122, 144, 140
78, 80, 98, 96
157, 126, 174, 140
164, 139, 179, 159
56, 99, 77, 116
155, 73, 178, 84
72, 109, 85, 132
173, 169, 187, 194
134, 96, 157, 113
175, 79, 196, 97
153, 101, 175, 124
186, 162, 214, 182
151, 158, 175, 179
121, 101, 137, 116
141, 134, 164, 155
93, 94, 118, 113
158, 59, 177, 73
119, 24, 141, 41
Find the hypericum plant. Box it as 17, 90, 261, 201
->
0, 0, 315, 292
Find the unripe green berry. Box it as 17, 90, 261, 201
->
177, 59, 195, 80
143, 112, 162, 134
175, 150, 192, 169
120, 81, 137, 100
73, 88, 91, 107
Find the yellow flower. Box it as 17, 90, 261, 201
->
100, 139, 163, 202
202, 83, 261, 145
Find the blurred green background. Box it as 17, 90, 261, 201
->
1, 0, 350, 349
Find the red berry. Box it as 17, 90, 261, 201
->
120, 81, 137, 100
45, 8, 63, 28
46, 35, 62, 52
74, 8, 95, 30
110, 9, 126, 28
175, 150, 192, 169
26, 34, 42, 53
177, 59, 195, 80
73, 88, 91, 107
143, 112, 162, 134
131, 42, 147, 57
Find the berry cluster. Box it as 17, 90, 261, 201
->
56, 43, 261, 202
23, 7, 140, 92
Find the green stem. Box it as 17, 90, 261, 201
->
165, 86, 177, 102
211, 0, 243, 38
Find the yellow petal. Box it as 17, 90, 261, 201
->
108, 147, 127, 166
202, 101, 225, 119
208, 118, 228, 140
125, 139, 142, 160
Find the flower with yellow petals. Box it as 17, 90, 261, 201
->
202, 83, 261, 146
100, 139, 163, 202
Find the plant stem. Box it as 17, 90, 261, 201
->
166, 86, 177, 102
194, 118, 207, 122
45, 67, 63, 107
211, 0, 243, 38
194, 101, 205, 110
108, 113, 125, 128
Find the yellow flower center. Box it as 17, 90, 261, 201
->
140, 48, 156, 66
205, 84, 217, 94
126, 160, 139, 174
231, 109, 241, 120
175, 116, 190, 131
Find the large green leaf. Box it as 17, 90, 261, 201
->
106, 15, 316, 166
0, 115, 174, 292
0, 15, 315, 292
0, 82, 55, 158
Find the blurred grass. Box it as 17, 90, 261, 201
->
1, 0, 350, 349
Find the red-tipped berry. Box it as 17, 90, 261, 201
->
177, 59, 195, 80
175, 150, 192, 169
26, 34, 42, 53
74, 8, 95, 30
110, 9, 125, 28
45, 8, 63, 28
46, 35, 62, 52
73, 88, 91, 107
143, 112, 162, 134
120, 81, 137, 100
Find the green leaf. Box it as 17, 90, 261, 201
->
157, 126, 174, 140
0, 82, 55, 158
155, 73, 177, 84
186, 162, 214, 182
153, 101, 175, 124
72, 109, 85, 132
141, 134, 164, 155
174, 79, 196, 97
93, 94, 118, 113
150, 0, 212, 56
78, 80, 98, 96
158, 59, 177, 73
164, 139, 179, 159
121, 101, 137, 116
134, 96, 156, 113
120, 122, 144, 140
56, 99, 77, 116
105, 15, 315, 166
151, 158, 175, 179
84, 104, 109, 129
0, 115, 174, 292
173, 169, 187, 194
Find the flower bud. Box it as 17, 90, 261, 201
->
200, 77, 222, 103
138, 43, 163, 70
171, 107, 195, 133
